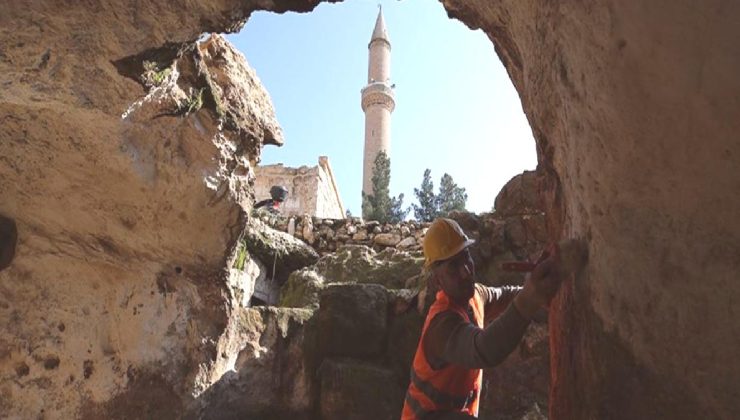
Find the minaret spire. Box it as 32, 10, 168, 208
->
370, 6, 389, 46
361, 7, 396, 201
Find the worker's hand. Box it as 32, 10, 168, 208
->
514, 245, 564, 319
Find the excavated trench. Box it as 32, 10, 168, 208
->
1, 0, 739, 419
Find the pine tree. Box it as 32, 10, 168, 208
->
436, 173, 468, 217
412, 169, 438, 222
389, 193, 409, 223
362, 151, 407, 222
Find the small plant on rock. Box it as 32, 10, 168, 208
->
233, 242, 249, 271
181, 87, 204, 116
141, 60, 172, 88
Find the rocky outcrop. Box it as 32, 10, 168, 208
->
315, 284, 411, 420
317, 284, 389, 359
313, 246, 423, 288
434, 172, 548, 290
441, 1, 740, 418
187, 307, 317, 420
191, 283, 416, 420
493, 170, 542, 218
0, 7, 290, 416
242, 218, 320, 284
280, 245, 424, 309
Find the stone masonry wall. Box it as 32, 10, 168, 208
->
315, 157, 345, 219
254, 164, 320, 217
254, 156, 345, 219
258, 214, 426, 256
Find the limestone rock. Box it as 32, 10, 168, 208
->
493, 170, 542, 217
199, 35, 283, 148
229, 255, 267, 307
373, 233, 401, 246
448, 210, 481, 233
351, 231, 368, 241
287, 217, 296, 237
319, 358, 403, 420
313, 245, 423, 289
386, 309, 424, 389
503, 214, 548, 259
243, 218, 319, 283
279, 246, 423, 309
317, 284, 388, 358
396, 236, 416, 249
416, 228, 428, 240
189, 307, 317, 419
335, 233, 351, 242
302, 217, 315, 244
0, 17, 285, 417
279, 268, 325, 309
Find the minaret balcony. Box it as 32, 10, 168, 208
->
360, 82, 395, 112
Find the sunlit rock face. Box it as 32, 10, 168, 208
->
441, 0, 740, 418
0, 2, 291, 416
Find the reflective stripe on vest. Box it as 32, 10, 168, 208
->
404, 390, 430, 419
409, 369, 473, 409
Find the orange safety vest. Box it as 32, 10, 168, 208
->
401, 289, 485, 419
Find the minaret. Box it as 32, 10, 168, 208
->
361, 6, 395, 197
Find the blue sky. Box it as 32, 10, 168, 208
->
227, 0, 536, 216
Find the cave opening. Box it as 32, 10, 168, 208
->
3, 1, 739, 419
249, 296, 267, 307
227, 0, 538, 217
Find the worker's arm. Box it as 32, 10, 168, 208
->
423, 299, 530, 370
476, 283, 523, 304
475, 283, 522, 323
424, 255, 565, 370
253, 199, 273, 210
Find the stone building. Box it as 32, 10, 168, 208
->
361, 7, 395, 196
254, 156, 346, 219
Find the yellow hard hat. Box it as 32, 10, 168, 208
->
423, 218, 475, 268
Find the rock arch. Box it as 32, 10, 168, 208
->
1, 1, 738, 418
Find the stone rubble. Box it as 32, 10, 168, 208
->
210, 171, 552, 419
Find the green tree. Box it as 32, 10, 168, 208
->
389, 193, 409, 223
412, 169, 438, 222
362, 151, 408, 222
436, 173, 468, 217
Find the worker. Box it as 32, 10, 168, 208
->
401, 218, 566, 419
254, 185, 289, 214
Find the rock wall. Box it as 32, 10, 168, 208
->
260, 171, 546, 292
440, 0, 740, 418
259, 213, 428, 254
0, 0, 299, 415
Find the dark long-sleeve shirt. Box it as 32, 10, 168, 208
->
422, 284, 530, 370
